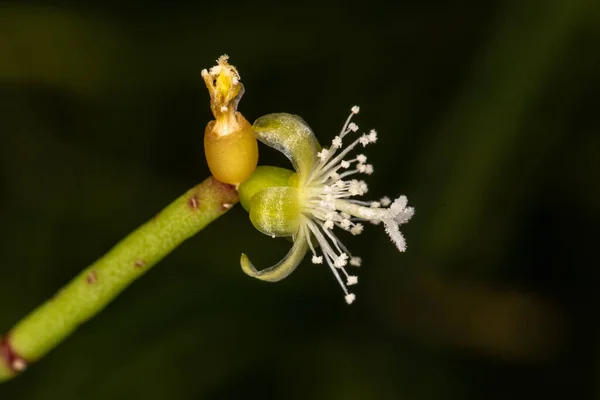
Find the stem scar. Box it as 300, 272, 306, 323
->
1, 334, 28, 374
188, 195, 199, 210
86, 271, 97, 284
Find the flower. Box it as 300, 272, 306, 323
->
201, 55, 258, 185
239, 107, 414, 304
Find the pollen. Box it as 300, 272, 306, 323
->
347, 276, 358, 286
345, 293, 356, 305
368, 129, 378, 143
332, 136, 343, 148
350, 257, 362, 266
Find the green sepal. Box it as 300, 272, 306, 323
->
249, 186, 300, 237
238, 166, 294, 212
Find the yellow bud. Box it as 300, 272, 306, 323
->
202, 55, 258, 185
204, 112, 258, 185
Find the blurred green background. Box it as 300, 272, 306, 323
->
1, 0, 599, 399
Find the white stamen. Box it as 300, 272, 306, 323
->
368, 129, 378, 143
350, 224, 364, 235
317, 149, 329, 161
334, 253, 348, 268
294, 106, 412, 304
345, 293, 356, 304
332, 136, 343, 148
359, 181, 368, 193
350, 257, 362, 266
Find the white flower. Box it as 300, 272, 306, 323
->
240, 107, 414, 305
296, 107, 414, 304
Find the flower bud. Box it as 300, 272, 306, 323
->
204, 112, 258, 185
202, 55, 258, 185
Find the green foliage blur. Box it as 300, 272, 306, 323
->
1, 0, 599, 398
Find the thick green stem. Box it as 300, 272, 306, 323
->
0, 177, 238, 382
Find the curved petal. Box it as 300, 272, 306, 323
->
240, 234, 308, 282
252, 113, 318, 185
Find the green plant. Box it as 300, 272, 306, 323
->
0, 56, 413, 382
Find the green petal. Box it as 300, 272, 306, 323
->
252, 113, 318, 185
240, 233, 308, 282
249, 186, 300, 237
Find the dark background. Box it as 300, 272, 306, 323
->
1, 0, 599, 399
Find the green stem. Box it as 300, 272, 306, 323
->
0, 176, 238, 382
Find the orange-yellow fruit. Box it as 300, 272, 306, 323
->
204, 112, 258, 185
